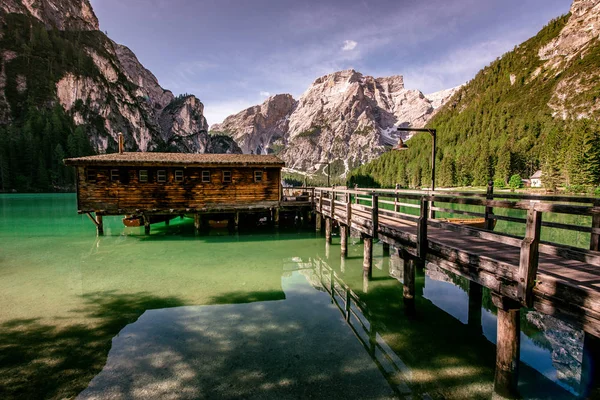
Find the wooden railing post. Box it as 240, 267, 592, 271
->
417, 197, 429, 259
346, 193, 352, 227
371, 194, 379, 238
485, 180, 495, 231
319, 190, 323, 214
331, 190, 336, 218
591, 199, 600, 251
518, 204, 542, 307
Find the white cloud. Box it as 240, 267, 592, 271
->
342, 40, 357, 51
259, 91, 271, 97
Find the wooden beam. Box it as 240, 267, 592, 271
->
96, 214, 103, 236
518, 205, 542, 307
492, 293, 521, 399
340, 224, 348, 257
485, 180, 495, 231
315, 212, 322, 231
325, 217, 332, 244
363, 234, 373, 278
371, 194, 379, 238
591, 199, 600, 251
401, 249, 416, 310
581, 332, 600, 398
468, 281, 483, 333
194, 213, 201, 234
417, 198, 428, 259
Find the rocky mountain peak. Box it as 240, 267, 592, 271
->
214, 69, 459, 178
539, 0, 600, 64
0, 0, 99, 30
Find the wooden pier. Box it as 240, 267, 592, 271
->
313, 186, 600, 399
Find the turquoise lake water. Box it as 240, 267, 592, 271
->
0, 194, 588, 399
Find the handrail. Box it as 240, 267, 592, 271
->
310, 184, 600, 253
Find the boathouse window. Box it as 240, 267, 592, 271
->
254, 171, 263, 182
223, 171, 232, 183
157, 170, 167, 183
87, 169, 97, 183
202, 170, 211, 183
175, 170, 184, 182
139, 170, 148, 183
110, 169, 119, 182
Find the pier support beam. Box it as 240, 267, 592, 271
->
581, 332, 600, 399
143, 216, 150, 235
325, 218, 332, 244
274, 208, 280, 227
194, 213, 201, 234
315, 213, 322, 232
468, 281, 483, 334
363, 234, 373, 279
382, 242, 390, 256
96, 214, 104, 236
401, 250, 416, 312
340, 224, 348, 257
492, 294, 521, 400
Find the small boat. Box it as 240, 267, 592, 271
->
438, 218, 496, 229
122, 215, 174, 227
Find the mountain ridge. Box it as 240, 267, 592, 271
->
212, 69, 461, 179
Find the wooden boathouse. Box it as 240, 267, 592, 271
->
64, 147, 287, 234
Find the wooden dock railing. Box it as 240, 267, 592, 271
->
311, 185, 600, 399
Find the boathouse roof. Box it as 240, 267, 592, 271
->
64, 153, 285, 167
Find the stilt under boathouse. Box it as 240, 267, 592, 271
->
63, 145, 296, 234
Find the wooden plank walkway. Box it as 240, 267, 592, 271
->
316, 190, 600, 336
313, 186, 600, 398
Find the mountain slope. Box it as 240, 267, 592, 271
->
0, 0, 239, 192
212, 70, 459, 179
349, 0, 600, 190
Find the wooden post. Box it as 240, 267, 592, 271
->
319, 190, 324, 214
417, 198, 429, 259
382, 242, 390, 256
331, 190, 336, 219
346, 193, 352, 227
325, 218, 332, 244
401, 249, 416, 310
485, 180, 495, 231
591, 200, 600, 251
363, 234, 373, 279
274, 208, 280, 227
340, 224, 348, 257
581, 332, 600, 398
315, 212, 322, 231
518, 204, 542, 307
468, 281, 483, 333
143, 215, 150, 235
340, 253, 346, 273
492, 294, 521, 400
371, 194, 379, 239
194, 213, 201, 234
234, 212, 240, 231
325, 241, 330, 259
394, 186, 399, 213
96, 214, 104, 236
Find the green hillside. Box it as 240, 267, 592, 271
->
348, 13, 600, 192
0, 13, 102, 192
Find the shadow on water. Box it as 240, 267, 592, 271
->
0, 292, 185, 399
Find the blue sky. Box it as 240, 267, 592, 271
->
90, 0, 572, 126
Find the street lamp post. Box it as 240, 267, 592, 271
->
396, 127, 437, 191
